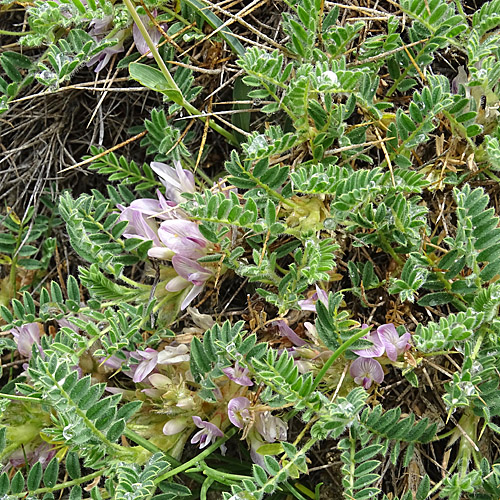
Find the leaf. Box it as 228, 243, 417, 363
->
129, 63, 183, 105
252, 465, 268, 486
10, 471, 24, 494
69, 485, 82, 500
0, 428, 5, 454
107, 419, 126, 442
417, 291, 454, 306
181, 0, 245, 56
27, 462, 43, 491
0, 473, 8, 496
44, 457, 59, 488
66, 452, 81, 480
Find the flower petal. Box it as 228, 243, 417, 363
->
349, 357, 384, 388
352, 330, 385, 358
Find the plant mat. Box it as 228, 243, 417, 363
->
1, 0, 500, 498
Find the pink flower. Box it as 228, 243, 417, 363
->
118, 204, 162, 246
274, 320, 306, 347
191, 416, 224, 448
222, 362, 253, 386
151, 161, 196, 204
255, 412, 287, 443
156, 220, 207, 259
166, 255, 213, 309
132, 11, 163, 58
11, 323, 42, 358
88, 15, 113, 37
131, 348, 159, 383
349, 357, 384, 389
157, 344, 190, 365
7, 443, 55, 470
248, 429, 267, 468
352, 326, 385, 358
87, 35, 125, 73
228, 397, 252, 428
377, 324, 411, 362
298, 285, 329, 311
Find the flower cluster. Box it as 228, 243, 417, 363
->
118, 161, 216, 309
349, 324, 411, 389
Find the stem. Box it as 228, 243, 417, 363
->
0, 30, 33, 36
190, 461, 251, 483
9, 469, 107, 498
311, 326, 371, 393
154, 427, 237, 484
378, 230, 403, 266
123, 0, 238, 146
123, 428, 208, 485
0, 393, 42, 403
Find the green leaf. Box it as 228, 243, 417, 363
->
0, 473, 9, 495
107, 419, 126, 442
69, 485, 82, 500
116, 401, 142, 421
418, 292, 454, 306
354, 444, 383, 462
181, 0, 245, 56
27, 461, 43, 491
66, 452, 81, 480
0, 428, 5, 454
44, 458, 59, 488
10, 471, 24, 494
190, 336, 211, 380
129, 63, 183, 105
252, 464, 268, 486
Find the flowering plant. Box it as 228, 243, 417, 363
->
1, 0, 500, 499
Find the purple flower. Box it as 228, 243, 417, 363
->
11, 323, 42, 358
151, 161, 196, 204
89, 15, 113, 37
191, 416, 224, 449
87, 34, 125, 73
156, 220, 207, 259
298, 285, 329, 311
118, 203, 162, 246
131, 348, 159, 383
228, 397, 252, 428
349, 357, 384, 389
248, 430, 267, 468
352, 326, 385, 358
274, 320, 306, 347
222, 362, 253, 386
377, 324, 411, 362
166, 255, 213, 309
157, 344, 190, 365
132, 11, 163, 58
255, 412, 287, 443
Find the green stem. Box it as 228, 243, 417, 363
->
123, 0, 238, 146
123, 428, 209, 485
154, 427, 237, 484
311, 326, 371, 393
0, 30, 33, 36
9, 469, 107, 498
378, 230, 404, 266
189, 462, 251, 483
0, 393, 42, 403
